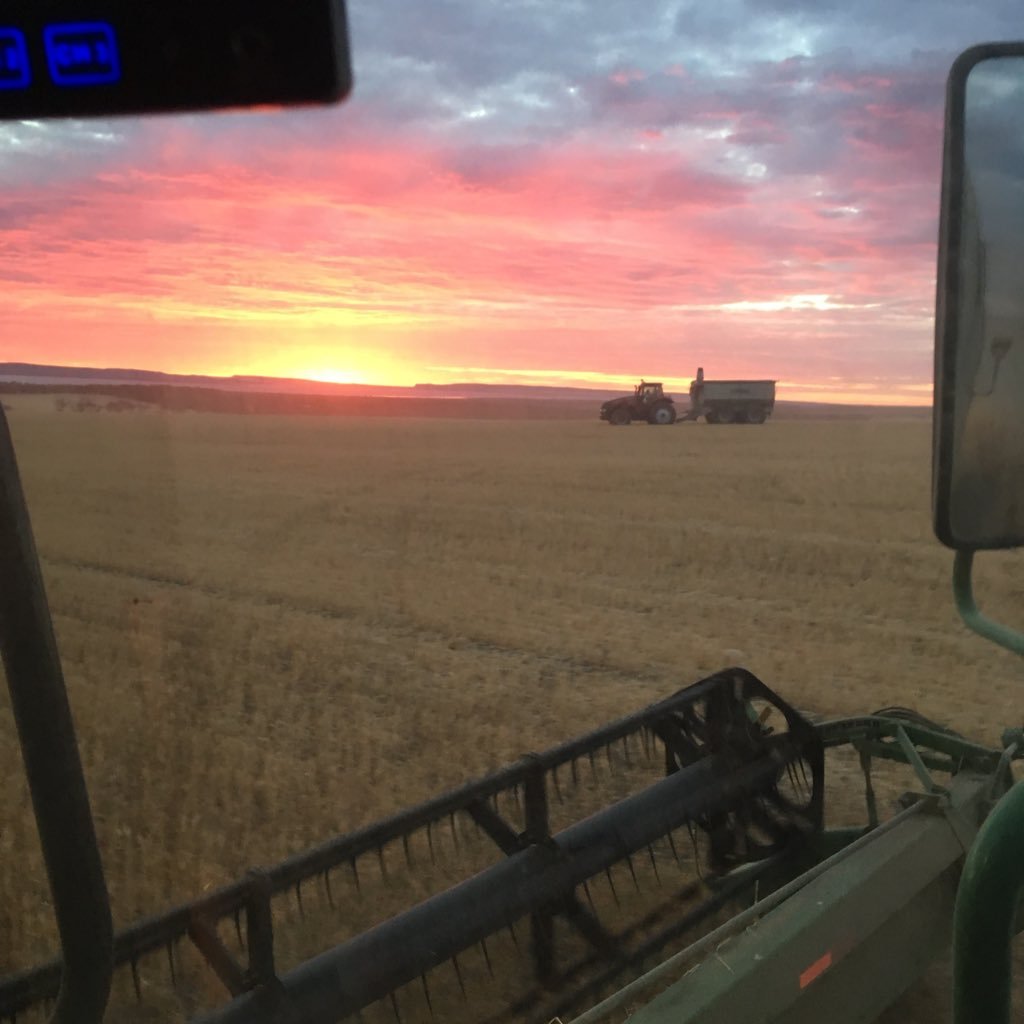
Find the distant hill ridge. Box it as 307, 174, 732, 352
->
0, 362, 930, 419
0, 362, 629, 401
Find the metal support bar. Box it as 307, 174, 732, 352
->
523, 754, 556, 984
188, 917, 248, 998
953, 549, 1024, 656
244, 871, 276, 987
857, 749, 878, 828
560, 896, 618, 957
894, 726, 944, 795
0, 410, 112, 1024
524, 756, 550, 845
817, 715, 1002, 772
854, 738, 965, 776
531, 909, 556, 987
466, 800, 522, 855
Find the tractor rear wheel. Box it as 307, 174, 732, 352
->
648, 403, 676, 425
610, 406, 631, 425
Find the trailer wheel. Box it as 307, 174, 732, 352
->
610, 406, 631, 425
747, 407, 767, 424
704, 411, 719, 424
716, 409, 734, 425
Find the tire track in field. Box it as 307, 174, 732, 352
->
661, 586, 971, 652
40, 554, 666, 686
40, 550, 976, 682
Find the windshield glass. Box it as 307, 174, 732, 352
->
2, 4, 1024, 1023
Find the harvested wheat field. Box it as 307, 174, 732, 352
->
1, 399, 1022, 1022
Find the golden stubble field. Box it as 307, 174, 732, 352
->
1, 397, 1022, 1021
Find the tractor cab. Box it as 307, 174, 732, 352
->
636, 381, 664, 403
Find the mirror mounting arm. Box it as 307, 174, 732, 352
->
953, 550, 1024, 656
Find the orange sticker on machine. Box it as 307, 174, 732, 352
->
799, 951, 833, 989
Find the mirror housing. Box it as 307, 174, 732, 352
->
934, 43, 1024, 550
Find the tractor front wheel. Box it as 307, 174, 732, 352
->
610, 406, 631, 426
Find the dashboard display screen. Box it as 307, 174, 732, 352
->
0, 1, 351, 119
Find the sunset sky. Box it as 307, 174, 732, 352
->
1, 1, 1022, 403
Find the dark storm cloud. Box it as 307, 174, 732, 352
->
352, 0, 663, 92
2, 0, 1015, 167
12, 1, 1018, 188
344, 0, 1022, 146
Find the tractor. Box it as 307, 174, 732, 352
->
2, 11, 1024, 1024
599, 381, 677, 425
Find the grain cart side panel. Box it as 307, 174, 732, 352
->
695, 379, 776, 424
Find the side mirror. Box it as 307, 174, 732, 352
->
934, 43, 1024, 550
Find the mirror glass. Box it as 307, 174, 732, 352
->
937, 51, 1024, 549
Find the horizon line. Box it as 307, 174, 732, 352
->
0, 360, 933, 409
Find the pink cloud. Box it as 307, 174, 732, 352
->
0, 76, 944, 401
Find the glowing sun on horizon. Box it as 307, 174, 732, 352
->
299, 367, 372, 385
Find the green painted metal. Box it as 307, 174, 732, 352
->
856, 739, 977, 777
953, 779, 1024, 1024
569, 715, 1011, 1024
580, 774, 991, 1024
818, 715, 1003, 775
953, 549, 1024, 656
713, 829, 869, 915
569, 806, 923, 1024
895, 725, 945, 795
805, 827, 870, 861
859, 748, 879, 827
